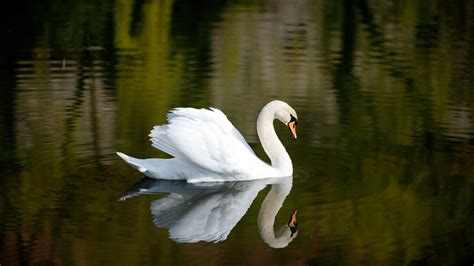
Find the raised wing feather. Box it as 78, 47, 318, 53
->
148, 180, 267, 243
167, 107, 254, 153
149, 107, 256, 175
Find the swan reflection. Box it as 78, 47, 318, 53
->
121, 176, 297, 248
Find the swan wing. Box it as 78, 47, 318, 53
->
150, 107, 258, 176
150, 181, 267, 243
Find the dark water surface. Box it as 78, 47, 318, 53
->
1, 0, 474, 265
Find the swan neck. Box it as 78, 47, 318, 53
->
257, 179, 293, 248
257, 105, 292, 172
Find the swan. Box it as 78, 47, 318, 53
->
117, 100, 298, 183
120, 176, 298, 248
258, 178, 298, 248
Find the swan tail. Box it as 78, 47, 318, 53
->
116, 152, 185, 180
116, 152, 148, 173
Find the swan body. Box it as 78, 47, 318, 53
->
117, 100, 298, 183
120, 176, 297, 247
121, 178, 269, 243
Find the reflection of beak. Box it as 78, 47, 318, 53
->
288, 121, 297, 140
288, 210, 298, 237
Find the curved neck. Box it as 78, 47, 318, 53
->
257, 178, 294, 248
257, 104, 292, 173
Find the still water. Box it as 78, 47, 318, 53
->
1, 0, 473, 265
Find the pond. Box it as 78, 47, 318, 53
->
1, 0, 473, 265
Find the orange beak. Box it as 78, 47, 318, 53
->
288, 121, 297, 139
288, 210, 298, 237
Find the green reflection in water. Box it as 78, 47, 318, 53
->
0, 0, 473, 265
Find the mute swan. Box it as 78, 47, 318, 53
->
120, 176, 297, 248
117, 100, 298, 183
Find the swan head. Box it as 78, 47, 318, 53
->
266, 209, 298, 248
288, 209, 298, 237
272, 101, 298, 140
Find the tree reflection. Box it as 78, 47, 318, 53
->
0, 0, 473, 265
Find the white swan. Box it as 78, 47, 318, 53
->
120, 176, 298, 248
117, 100, 298, 183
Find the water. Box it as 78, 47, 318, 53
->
1, 0, 473, 265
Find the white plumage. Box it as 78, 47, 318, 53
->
120, 176, 297, 247
117, 100, 298, 183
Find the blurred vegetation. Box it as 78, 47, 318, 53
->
0, 0, 473, 265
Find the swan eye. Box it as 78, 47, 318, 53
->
289, 224, 298, 237
289, 114, 298, 125
288, 210, 298, 237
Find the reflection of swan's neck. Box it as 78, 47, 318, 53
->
257, 104, 292, 173
257, 179, 294, 248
